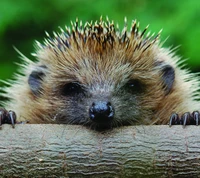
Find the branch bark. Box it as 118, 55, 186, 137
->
0, 124, 200, 177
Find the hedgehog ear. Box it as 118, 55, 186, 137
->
160, 64, 175, 95
28, 65, 47, 96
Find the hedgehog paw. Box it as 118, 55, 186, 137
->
169, 111, 199, 127
0, 108, 17, 128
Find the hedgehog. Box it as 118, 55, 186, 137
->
0, 17, 200, 130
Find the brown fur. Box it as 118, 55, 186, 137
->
1, 17, 200, 128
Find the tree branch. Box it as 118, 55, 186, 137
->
0, 124, 200, 177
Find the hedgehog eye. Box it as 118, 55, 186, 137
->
61, 82, 84, 96
125, 79, 143, 93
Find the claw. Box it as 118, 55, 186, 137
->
192, 111, 199, 126
9, 111, 17, 128
0, 109, 6, 126
182, 112, 190, 127
0, 108, 17, 128
169, 113, 179, 127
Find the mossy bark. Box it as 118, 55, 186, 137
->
0, 125, 200, 177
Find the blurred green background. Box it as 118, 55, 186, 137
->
0, 0, 200, 85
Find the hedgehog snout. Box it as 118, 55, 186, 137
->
89, 101, 114, 123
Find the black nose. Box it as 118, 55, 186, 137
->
89, 101, 114, 123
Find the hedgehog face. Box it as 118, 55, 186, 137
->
28, 56, 175, 130
51, 63, 149, 129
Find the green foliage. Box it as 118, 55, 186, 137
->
0, 0, 200, 83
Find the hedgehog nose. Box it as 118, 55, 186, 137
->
89, 101, 114, 123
